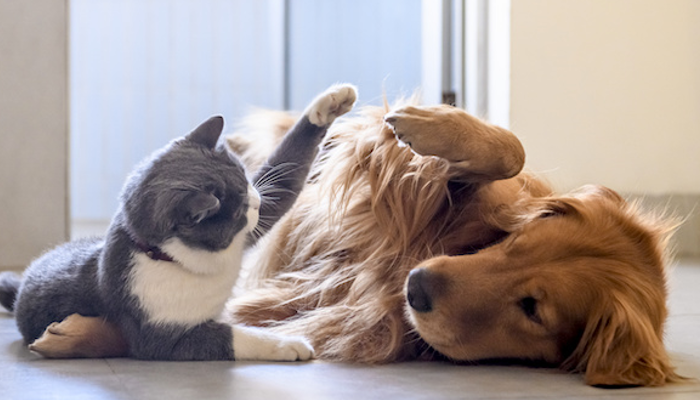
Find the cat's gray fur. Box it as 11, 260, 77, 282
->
0, 84, 357, 360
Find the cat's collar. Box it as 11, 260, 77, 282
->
132, 240, 175, 263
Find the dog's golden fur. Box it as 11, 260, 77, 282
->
225, 100, 681, 387
27, 99, 681, 387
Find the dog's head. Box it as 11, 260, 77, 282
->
406, 185, 681, 387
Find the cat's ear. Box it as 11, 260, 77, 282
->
181, 192, 221, 226
186, 116, 224, 149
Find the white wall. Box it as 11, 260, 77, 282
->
510, 0, 700, 195
0, 0, 68, 269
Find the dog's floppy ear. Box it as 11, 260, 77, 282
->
564, 292, 680, 387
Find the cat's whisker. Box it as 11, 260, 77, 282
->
254, 162, 301, 189
256, 183, 299, 197
259, 190, 296, 200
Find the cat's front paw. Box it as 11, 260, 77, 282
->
305, 84, 357, 127
232, 325, 314, 361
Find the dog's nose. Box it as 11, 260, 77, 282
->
407, 268, 434, 313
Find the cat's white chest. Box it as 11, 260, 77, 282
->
128, 234, 246, 327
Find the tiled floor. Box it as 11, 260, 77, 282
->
1, 260, 699, 400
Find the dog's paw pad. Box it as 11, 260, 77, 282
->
305, 84, 357, 127
233, 325, 314, 362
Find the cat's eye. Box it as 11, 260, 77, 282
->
181, 192, 221, 227
233, 207, 242, 219
210, 188, 224, 202
232, 203, 246, 220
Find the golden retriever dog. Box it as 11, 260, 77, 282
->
224, 101, 681, 387
26, 99, 680, 387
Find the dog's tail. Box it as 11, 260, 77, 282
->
0, 271, 21, 312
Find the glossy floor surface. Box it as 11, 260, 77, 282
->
1, 259, 699, 400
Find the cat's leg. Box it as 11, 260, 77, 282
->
384, 104, 525, 182
124, 319, 313, 361
232, 325, 313, 361
250, 84, 357, 243
28, 314, 128, 358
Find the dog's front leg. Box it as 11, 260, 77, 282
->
28, 314, 128, 358
384, 105, 525, 182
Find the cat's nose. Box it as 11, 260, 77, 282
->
249, 187, 261, 211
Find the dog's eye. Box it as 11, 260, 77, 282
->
539, 200, 575, 219
540, 208, 566, 219
539, 210, 559, 218
519, 297, 542, 324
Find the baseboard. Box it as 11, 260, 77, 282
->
626, 193, 700, 258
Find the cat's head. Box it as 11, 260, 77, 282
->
121, 116, 259, 252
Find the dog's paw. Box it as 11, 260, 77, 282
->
385, 104, 525, 179
29, 316, 85, 358
305, 84, 357, 127
384, 105, 459, 159
232, 325, 314, 362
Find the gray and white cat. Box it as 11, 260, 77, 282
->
0, 84, 357, 361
